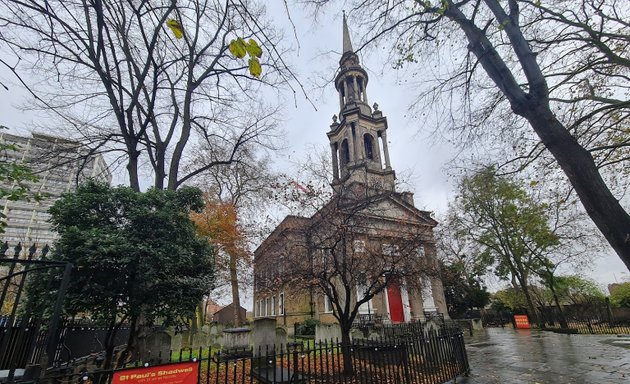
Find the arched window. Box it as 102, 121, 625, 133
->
340, 139, 350, 166
364, 134, 374, 160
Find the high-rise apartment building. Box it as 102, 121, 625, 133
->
0, 132, 111, 249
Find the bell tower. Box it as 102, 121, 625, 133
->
328, 14, 396, 195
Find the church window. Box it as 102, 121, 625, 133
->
340, 139, 350, 166
279, 293, 285, 315
364, 134, 374, 160
357, 77, 364, 101
346, 78, 355, 100
353, 240, 365, 253
357, 280, 373, 314
324, 294, 333, 313
382, 244, 399, 256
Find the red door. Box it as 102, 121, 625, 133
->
387, 282, 404, 323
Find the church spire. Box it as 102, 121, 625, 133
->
328, 15, 396, 195
335, 15, 370, 115
342, 12, 353, 54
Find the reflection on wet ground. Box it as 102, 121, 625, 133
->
454, 327, 630, 383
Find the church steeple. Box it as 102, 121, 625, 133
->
328, 15, 395, 195
342, 13, 353, 54
335, 13, 370, 115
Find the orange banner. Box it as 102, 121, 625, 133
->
113, 361, 199, 384
514, 315, 531, 329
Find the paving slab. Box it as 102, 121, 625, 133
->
451, 328, 630, 384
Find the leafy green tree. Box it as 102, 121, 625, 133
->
29, 182, 214, 368
440, 260, 490, 318
610, 282, 630, 308
492, 288, 528, 312
451, 167, 561, 325
553, 275, 605, 306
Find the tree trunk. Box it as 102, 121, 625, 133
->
340, 322, 353, 376
97, 319, 119, 384
191, 309, 198, 333
549, 283, 568, 329
229, 253, 243, 326
524, 106, 630, 271
127, 151, 141, 192
118, 311, 149, 366
520, 283, 541, 328
118, 315, 138, 367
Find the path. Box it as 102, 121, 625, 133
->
455, 327, 630, 383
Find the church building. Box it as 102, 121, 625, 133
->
253, 17, 448, 329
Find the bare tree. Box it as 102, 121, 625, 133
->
256, 186, 440, 375
0, 0, 294, 191
309, 0, 630, 269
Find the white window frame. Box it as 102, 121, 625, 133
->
382, 243, 400, 256
271, 296, 276, 316
324, 294, 333, 313
279, 293, 285, 315
356, 282, 373, 315
265, 297, 269, 316
353, 240, 365, 253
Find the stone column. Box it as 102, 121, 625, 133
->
331, 143, 339, 179
352, 76, 359, 101
351, 123, 359, 162
357, 127, 364, 160
381, 130, 391, 168
339, 91, 344, 109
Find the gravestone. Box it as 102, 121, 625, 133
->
275, 327, 288, 350
315, 323, 341, 344
142, 331, 171, 363
350, 328, 364, 341
252, 318, 277, 356
192, 331, 208, 349
170, 332, 183, 351
223, 327, 251, 350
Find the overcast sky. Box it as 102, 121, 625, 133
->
1, 2, 627, 303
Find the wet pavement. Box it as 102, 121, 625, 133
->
455, 327, 630, 383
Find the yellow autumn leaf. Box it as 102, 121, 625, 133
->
246, 39, 262, 58
166, 19, 184, 39
228, 38, 247, 59
248, 57, 262, 78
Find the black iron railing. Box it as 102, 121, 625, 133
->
26, 328, 468, 384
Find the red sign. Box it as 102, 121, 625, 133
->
514, 315, 531, 329
113, 361, 199, 384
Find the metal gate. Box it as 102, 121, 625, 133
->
0, 242, 72, 382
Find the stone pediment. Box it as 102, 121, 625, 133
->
317, 192, 438, 228
352, 194, 437, 227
